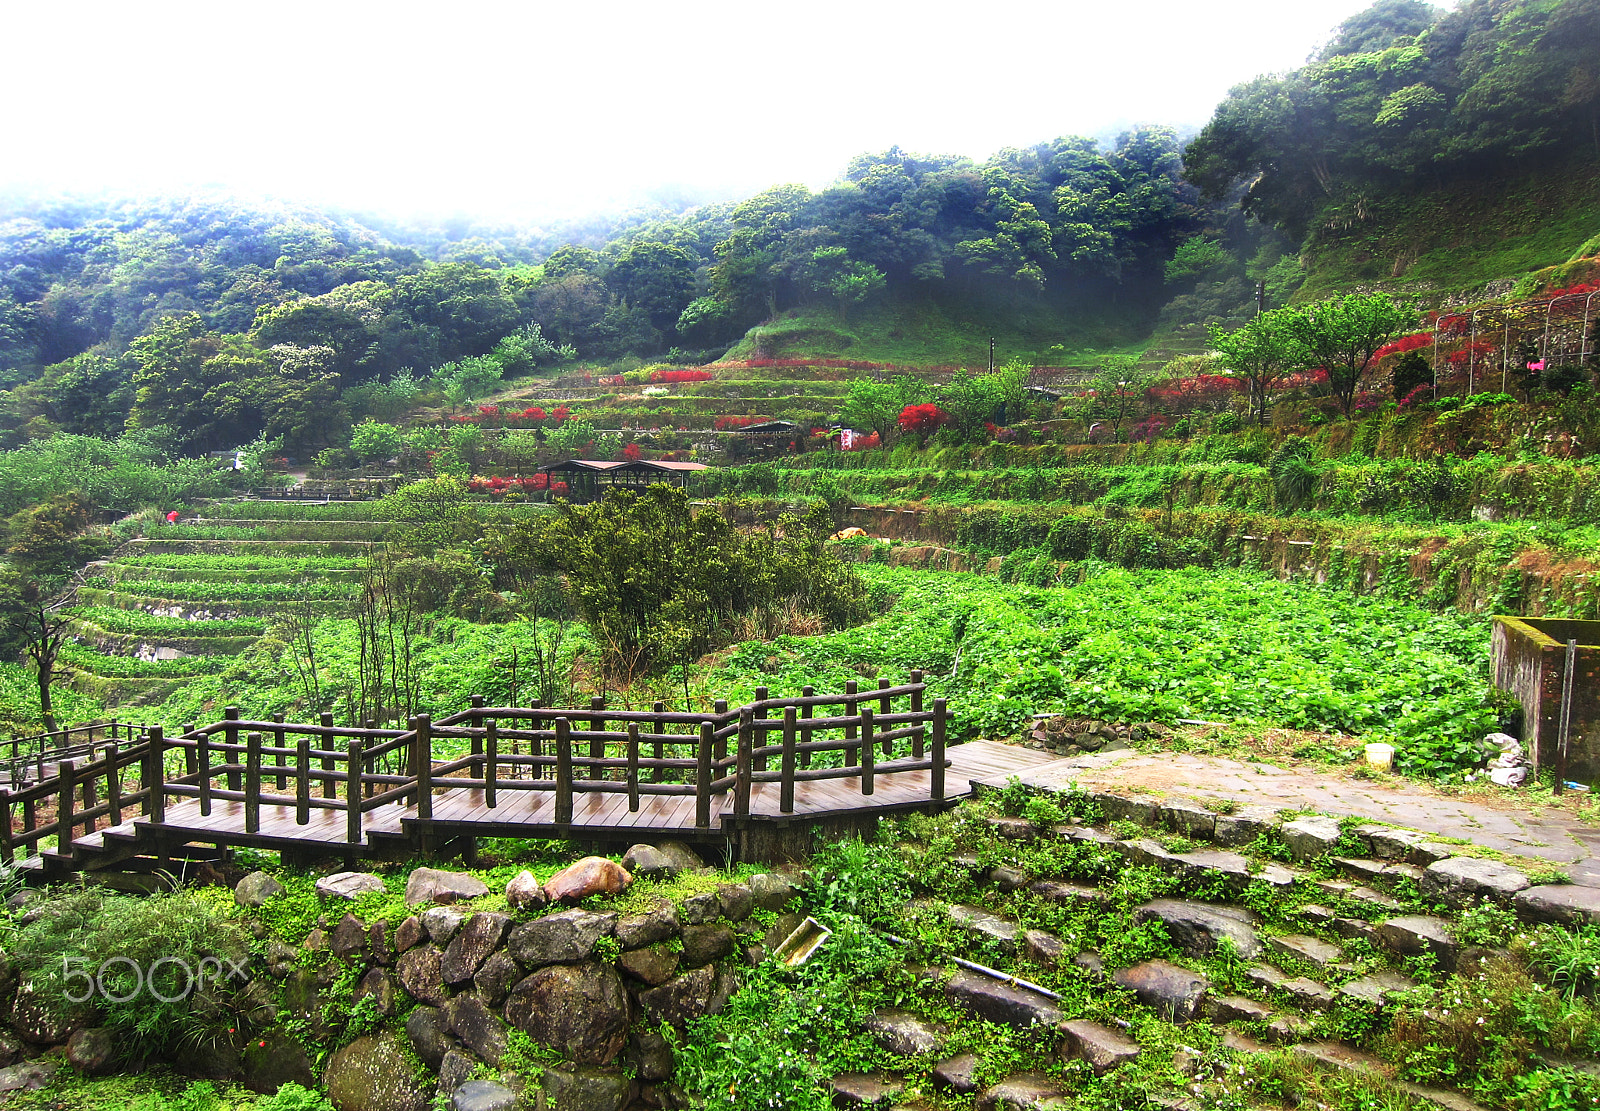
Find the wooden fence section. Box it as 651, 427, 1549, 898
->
0, 721, 145, 787
0, 673, 1012, 875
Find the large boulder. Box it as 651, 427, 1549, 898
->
322, 1032, 431, 1111
864, 1009, 946, 1056
539, 1066, 633, 1111
508, 909, 617, 967
504, 963, 630, 1064
331, 913, 369, 960
679, 924, 736, 969
1135, 900, 1261, 959
396, 946, 448, 1006
474, 951, 523, 1008
241, 1029, 315, 1094
544, 857, 632, 904
421, 906, 468, 946
441, 913, 513, 984
948, 905, 1022, 953
1058, 1019, 1139, 1075
1376, 916, 1456, 965
393, 916, 426, 953
616, 900, 682, 949
10, 980, 81, 1045
618, 944, 680, 986
976, 1072, 1070, 1111
1281, 817, 1343, 860
404, 1006, 455, 1071
505, 870, 547, 913
1111, 960, 1209, 1023
406, 868, 490, 907
635, 966, 720, 1030
0, 1062, 54, 1093
452, 1080, 519, 1111
1515, 884, 1600, 927
354, 969, 398, 1017
234, 871, 285, 908
446, 992, 509, 1067
316, 872, 386, 900
621, 844, 678, 879
1421, 857, 1531, 907
748, 873, 800, 911
65, 1027, 115, 1075
945, 970, 1063, 1029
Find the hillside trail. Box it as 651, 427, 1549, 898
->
1003, 747, 1600, 886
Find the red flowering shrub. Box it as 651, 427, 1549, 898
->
844, 430, 880, 451
1146, 375, 1244, 412
714, 415, 763, 430
897, 403, 949, 435
649, 369, 714, 383
1374, 332, 1434, 361
621, 443, 643, 461
1130, 414, 1171, 442
1396, 383, 1433, 411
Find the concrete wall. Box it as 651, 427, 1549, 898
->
1492, 617, 1600, 784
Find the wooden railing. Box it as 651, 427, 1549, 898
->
0, 675, 951, 864
0, 722, 145, 787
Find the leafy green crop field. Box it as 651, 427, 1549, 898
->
69, 607, 268, 637
706, 564, 1495, 774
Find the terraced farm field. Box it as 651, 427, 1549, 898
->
63, 512, 382, 709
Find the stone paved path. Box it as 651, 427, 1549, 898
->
988, 750, 1600, 888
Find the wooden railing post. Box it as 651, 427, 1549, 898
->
588, 696, 606, 781
780, 708, 796, 814
296, 736, 311, 825
650, 702, 665, 784
626, 723, 640, 813
77, 756, 97, 836
695, 722, 713, 829
244, 732, 262, 835
554, 718, 573, 826
196, 729, 212, 816
146, 726, 166, 823
58, 758, 76, 848
223, 707, 241, 792
272, 713, 287, 791
735, 708, 752, 818
104, 745, 122, 827
752, 686, 768, 772
910, 670, 925, 759
415, 714, 433, 823
484, 720, 498, 809
0, 788, 11, 864
860, 706, 875, 796
878, 678, 893, 757
932, 698, 947, 801
843, 680, 859, 767
346, 739, 363, 844
800, 686, 814, 770
713, 699, 728, 765
319, 713, 337, 799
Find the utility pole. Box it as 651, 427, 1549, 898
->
988, 337, 995, 374
1256, 280, 1267, 317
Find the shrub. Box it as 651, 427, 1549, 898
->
12, 888, 254, 1063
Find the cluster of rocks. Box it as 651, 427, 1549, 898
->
271, 845, 800, 1111
829, 798, 1588, 1111
1023, 717, 1170, 758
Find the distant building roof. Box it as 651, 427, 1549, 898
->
731, 420, 800, 434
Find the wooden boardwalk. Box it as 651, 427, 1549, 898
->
3, 680, 1058, 876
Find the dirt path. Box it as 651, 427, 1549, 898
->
1008, 749, 1600, 886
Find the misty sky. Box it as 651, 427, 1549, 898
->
8, 0, 1385, 224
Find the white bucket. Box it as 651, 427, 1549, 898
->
1365, 743, 1395, 771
